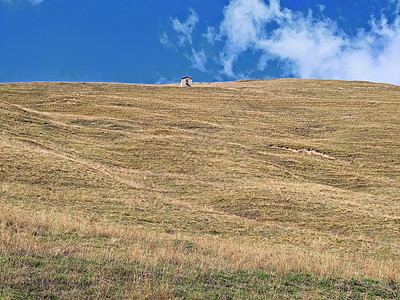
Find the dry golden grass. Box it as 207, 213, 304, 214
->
1, 79, 399, 298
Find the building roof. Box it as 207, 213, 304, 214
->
181, 76, 192, 80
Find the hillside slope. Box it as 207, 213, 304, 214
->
1, 79, 400, 298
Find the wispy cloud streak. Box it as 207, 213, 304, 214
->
161, 8, 208, 72
1, 0, 44, 4
171, 8, 199, 46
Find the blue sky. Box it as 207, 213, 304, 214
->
1, 0, 399, 84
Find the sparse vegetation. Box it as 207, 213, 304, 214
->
1, 79, 399, 298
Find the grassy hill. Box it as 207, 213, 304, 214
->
1, 79, 399, 298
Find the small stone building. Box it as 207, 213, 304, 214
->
180, 76, 192, 87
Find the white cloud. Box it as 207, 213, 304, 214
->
390, 0, 400, 14
164, 0, 400, 85
171, 8, 199, 46
216, 0, 283, 77
1, 0, 44, 4
208, 0, 400, 85
159, 32, 170, 47
188, 48, 207, 72
155, 74, 168, 84
161, 8, 208, 72
317, 5, 325, 13
204, 26, 217, 44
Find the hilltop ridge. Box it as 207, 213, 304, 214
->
1, 79, 400, 298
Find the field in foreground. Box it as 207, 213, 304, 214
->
1, 79, 399, 299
